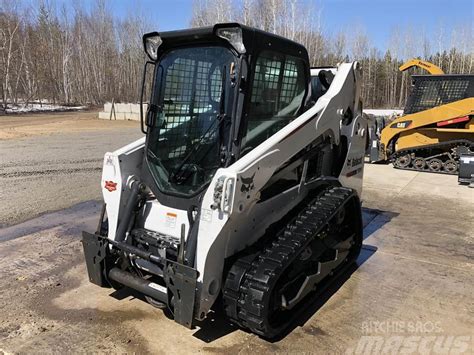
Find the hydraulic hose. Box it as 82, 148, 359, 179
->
184, 209, 200, 266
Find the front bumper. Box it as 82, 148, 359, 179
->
81, 231, 199, 328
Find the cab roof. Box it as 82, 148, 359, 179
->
146, 23, 309, 64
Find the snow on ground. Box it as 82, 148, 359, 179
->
5, 103, 86, 114
364, 109, 403, 116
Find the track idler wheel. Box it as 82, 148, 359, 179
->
413, 157, 426, 170
394, 154, 411, 168
443, 160, 458, 174
428, 158, 443, 172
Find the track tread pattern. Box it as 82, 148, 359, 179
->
391, 139, 473, 174
223, 187, 357, 337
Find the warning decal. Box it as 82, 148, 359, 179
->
165, 212, 177, 228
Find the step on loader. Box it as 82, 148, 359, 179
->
82, 23, 367, 338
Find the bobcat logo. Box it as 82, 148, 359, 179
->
240, 173, 255, 193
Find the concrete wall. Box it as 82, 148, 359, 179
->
98, 102, 148, 121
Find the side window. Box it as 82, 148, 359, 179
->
243, 51, 306, 153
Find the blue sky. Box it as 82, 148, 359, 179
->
53, 0, 473, 51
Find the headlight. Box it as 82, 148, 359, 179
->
215, 27, 246, 54
143, 33, 162, 61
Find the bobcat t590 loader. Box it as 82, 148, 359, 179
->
82, 23, 367, 338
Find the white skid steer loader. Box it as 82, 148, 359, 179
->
82, 23, 367, 338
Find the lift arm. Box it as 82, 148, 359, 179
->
399, 59, 444, 75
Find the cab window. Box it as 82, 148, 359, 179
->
242, 51, 306, 154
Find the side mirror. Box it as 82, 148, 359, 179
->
140, 61, 156, 134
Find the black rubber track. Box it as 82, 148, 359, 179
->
391, 139, 473, 175
222, 187, 362, 338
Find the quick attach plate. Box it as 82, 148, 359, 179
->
82, 231, 109, 287
164, 260, 199, 328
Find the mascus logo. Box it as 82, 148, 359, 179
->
104, 181, 117, 192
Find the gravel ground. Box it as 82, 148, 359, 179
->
0, 112, 141, 227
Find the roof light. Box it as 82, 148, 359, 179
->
144, 33, 162, 61
216, 27, 246, 54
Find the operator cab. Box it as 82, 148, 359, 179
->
141, 23, 310, 205
404, 74, 474, 114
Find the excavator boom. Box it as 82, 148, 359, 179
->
399, 58, 444, 75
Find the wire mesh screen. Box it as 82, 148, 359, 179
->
280, 60, 300, 107
250, 52, 304, 117
243, 50, 306, 153
145, 46, 235, 196
210, 68, 223, 101
404, 75, 474, 114
250, 55, 281, 112
160, 56, 223, 159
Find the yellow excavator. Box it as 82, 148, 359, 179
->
375, 58, 474, 176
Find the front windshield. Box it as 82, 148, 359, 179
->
146, 46, 235, 196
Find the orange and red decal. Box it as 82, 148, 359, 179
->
437, 116, 469, 127
104, 180, 117, 192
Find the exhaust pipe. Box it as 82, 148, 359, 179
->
108, 268, 168, 304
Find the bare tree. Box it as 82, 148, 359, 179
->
0, 0, 471, 112
0, 0, 21, 109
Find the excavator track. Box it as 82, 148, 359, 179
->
391, 139, 474, 175
222, 187, 362, 338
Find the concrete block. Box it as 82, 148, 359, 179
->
130, 103, 148, 114
113, 112, 127, 120
104, 102, 112, 113
115, 103, 131, 113
100, 103, 146, 120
